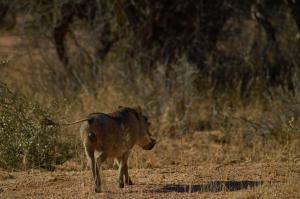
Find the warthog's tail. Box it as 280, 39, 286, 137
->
41, 118, 89, 126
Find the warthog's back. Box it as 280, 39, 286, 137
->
80, 111, 138, 158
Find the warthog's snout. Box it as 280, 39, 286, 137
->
142, 138, 156, 150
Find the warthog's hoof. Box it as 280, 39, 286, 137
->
119, 182, 124, 188
95, 187, 102, 193
126, 179, 133, 185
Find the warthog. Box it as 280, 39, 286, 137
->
44, 106, 156, 192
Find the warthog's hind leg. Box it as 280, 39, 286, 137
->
94, 152, 107, 193
85, 148, 95, 178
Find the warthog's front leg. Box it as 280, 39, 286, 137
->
124, 162, 133, 185
94, 152, 107, 193
123, 152, 133, 185
117, 159, 125, 188
117, 153, 133, 188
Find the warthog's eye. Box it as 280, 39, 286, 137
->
143, 116, 151, 126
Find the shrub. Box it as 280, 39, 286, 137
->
0, 82, 58, 170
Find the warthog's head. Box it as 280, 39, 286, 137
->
139, 131, 156, 150
133, 107, 156, 150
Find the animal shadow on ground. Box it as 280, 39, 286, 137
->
156, 181, 264, 193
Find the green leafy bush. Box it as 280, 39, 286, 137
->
0, 83, 58, 170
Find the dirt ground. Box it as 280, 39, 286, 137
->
1, 131, 300, 199
0, 162, 299, 199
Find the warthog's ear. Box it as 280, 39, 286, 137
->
135, 105, 142, 113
